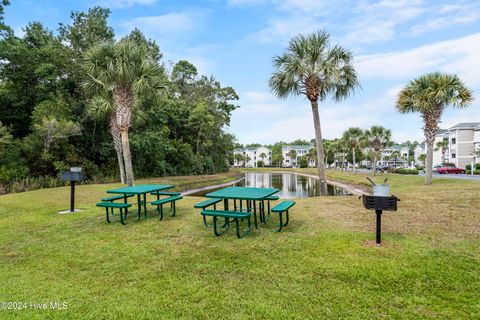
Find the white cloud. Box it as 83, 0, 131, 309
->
102, 0, 157, 9
122, 11, 205, 38
410, 2, 480, 36
249, 14, 322, 44
356, 33, 480, 88
341, 1, 423, 45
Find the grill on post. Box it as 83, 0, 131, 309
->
60, 167, 85, 213
361, 195, 399, 244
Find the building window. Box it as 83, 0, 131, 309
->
452, 153, 456, 159
451, 138, 456, 145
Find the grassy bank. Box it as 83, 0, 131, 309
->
0, 169, 479, 319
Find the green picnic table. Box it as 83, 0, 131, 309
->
205, 186, 279, 229
107, 184, 174, 219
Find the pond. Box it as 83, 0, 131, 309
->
190, 172, 351, 198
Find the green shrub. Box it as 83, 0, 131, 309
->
394, 168, 419, 175
466, 169, 480, 175
465, 164, 480, 170
256, 160, 265, 168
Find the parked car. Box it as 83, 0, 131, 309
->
437, 165, 466, 174
432, 165, 443, 173
378, 164, 395, 172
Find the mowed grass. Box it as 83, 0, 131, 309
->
0, 169, 479, 319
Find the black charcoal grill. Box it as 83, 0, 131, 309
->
60, 167, 85, 212
361, 194, 400, 244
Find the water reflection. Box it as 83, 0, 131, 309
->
190, 172, 351, 198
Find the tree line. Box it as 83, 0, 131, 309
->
0, 5, 238, 192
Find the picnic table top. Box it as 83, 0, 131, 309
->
205, 186, 279, 200
107, 184, 174, 195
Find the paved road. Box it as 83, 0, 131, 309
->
420, 172, 480, 180
348, 168, 480, 180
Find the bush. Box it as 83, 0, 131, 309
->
256, 160, 265, 168
394, 168, 419, 175
465, 164, 480, 170
298, 157, 308, 168
466, 169, 480, 175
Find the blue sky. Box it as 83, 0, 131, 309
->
5, 0, 480, 144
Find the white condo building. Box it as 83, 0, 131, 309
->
282, 145, 316, 167
431, 123, 480, 168
233, 146, 272, 167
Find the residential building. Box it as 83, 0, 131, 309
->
378, 144, 410, 167
233, 146, 272, 167
449, 123, 480, 168
282, 145, 315, 167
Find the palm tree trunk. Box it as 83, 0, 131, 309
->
120, 128, 134, 186
352, 148, 356, 173
372, 155, 377, 176
310, 101, 327, 194
115, 148, 126, 184
111, 117, 126, 184
425, 143, 434, 185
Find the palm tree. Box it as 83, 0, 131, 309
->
259, 152, 267, 167
245, 155, 251, 168
434, 140, 449, 165
83, 40, 167, 186
269, 30, 359, 192
234, 153, 244, 168
306, 147, 317, 167
364, 126, 392, 175
342, 127, 363, 173
418, 153, 426, 166
86, 97, 126, 184
287, 149, 297, 167
390, 150, 400, 170
396, 72, 473, 185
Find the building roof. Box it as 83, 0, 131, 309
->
449, 122, 480, 130
234, 146, 270, 152
283, 145, 314, 150
435, 129, 449, 136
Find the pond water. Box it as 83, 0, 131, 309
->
190, 172, 351, 198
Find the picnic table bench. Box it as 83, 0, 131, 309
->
194, 198, 222, 227
271, 200, 295, 232
151, 194, 183, 220
96, 202, 131, 225
99, 184, 182, 224
194, 186, 279, 237
201, 209, 251, 238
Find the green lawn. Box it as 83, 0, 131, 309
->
0, 169, 479, 319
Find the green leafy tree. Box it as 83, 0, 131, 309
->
172, 60, 197, 95
269, 30, 359, 191
83, 39, 167, 186
342, 127, 363, 173
396, 73, 473, 184
364, 126, 392, 175
298, 156, 308, 168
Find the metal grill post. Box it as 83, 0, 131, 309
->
375, 210, 382, 244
